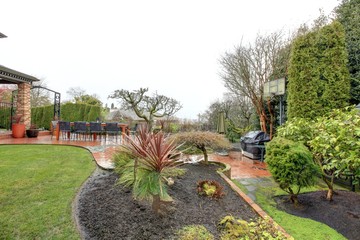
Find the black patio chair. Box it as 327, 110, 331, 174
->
104, 122, 120, 142
58, 121, 71, 140
89, 122, 103, 141
73, 121, 88, 140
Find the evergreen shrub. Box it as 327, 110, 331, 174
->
265, 137, 320, 205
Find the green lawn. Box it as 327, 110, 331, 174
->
234, 177, 347, 240
0, 145, 95, 239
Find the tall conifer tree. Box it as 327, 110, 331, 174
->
287, 21, 350, 119
336, 0, 360, 105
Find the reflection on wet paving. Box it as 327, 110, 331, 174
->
1, 134, 272, 178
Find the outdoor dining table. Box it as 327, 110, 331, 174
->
55, 122, 129, 141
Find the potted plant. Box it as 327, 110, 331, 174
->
26, 124, 39, 138
11, 115, 26, 138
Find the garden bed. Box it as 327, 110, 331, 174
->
77, 163, 258, 239
275, 190, 360, 240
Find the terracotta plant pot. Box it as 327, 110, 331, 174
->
12, 123, 26, 138
26, 129, 39, 138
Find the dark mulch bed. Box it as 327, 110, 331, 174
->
77, 164, 258, 240
275, 190, 360, 240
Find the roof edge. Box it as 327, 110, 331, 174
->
0, 65, 40, 84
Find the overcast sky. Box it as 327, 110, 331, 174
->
0, 0, 340, 119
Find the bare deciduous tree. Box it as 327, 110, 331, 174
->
0, 84, 15, 102
219, 31, 290, 138
66, 87, 86, 102
31, 79, 51, 107
229, 93, 254, 129
109, 88, 182, 130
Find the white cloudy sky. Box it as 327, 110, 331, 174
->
0, 0, 339, 119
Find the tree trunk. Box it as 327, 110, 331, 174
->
260, 112, 268, 134
152, 194, 161, 214
288, 187, 299, 206
322, 175, 334, 201
267, 98, 274, 139
147, 117, 154, 132
202, 147, 208, 164
326, 188, 334, 201
290, 194, 299, 206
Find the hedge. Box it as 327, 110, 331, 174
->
0, 106, 11, 129
31, 103, 101, 130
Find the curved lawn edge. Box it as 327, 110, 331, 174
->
217, 171, 292, 239
206, 159, 291, 238
72, 167, 104, 240
65, 144, 109, 240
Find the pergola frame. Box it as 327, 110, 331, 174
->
31, 86, 61, 120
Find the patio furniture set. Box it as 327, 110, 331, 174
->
53, 121, 129, 141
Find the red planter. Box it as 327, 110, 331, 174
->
12, 123, 26, 138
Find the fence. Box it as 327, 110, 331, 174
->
0, 102, 13, 130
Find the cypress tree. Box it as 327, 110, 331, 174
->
287, 21, 350, 120
287, 31, 321, 119
336, 0, 360, 105
318, 21, 350, 110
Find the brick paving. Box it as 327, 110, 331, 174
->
0, 133, 121, 169
0, 133, 271, 178
210, 150, 272, 179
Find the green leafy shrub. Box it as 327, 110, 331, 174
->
309, 107, 360, 200
197, 180, 225, 199
176, 225, 214, 240
218, 215, 249, 239
265, 137, 320, 205
276, 118, 315, 147
219, 216, 291, 240
276, 107, 360, 201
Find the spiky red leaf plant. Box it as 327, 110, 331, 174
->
121, 123, 182, 214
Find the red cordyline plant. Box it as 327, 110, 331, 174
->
122, 124, 182, 214
125, 124, 152, 158
123, 124, 152, 183
139, 132, 181, 172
